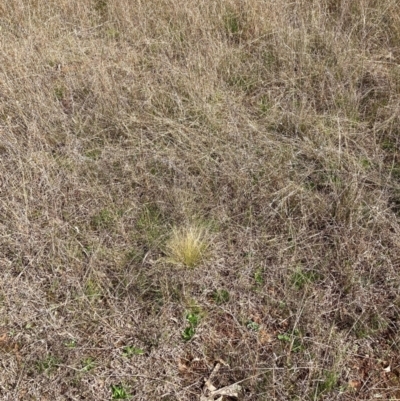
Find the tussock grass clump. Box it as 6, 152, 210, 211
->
165, 225, 210, 268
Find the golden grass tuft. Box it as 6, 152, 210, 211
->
165, 225, 209, 268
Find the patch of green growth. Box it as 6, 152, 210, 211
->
84, 279, 102, 301
136, 204, 164, 246
35, 355, 59, 375
353, 324, 369, 339
277, 329, 304, 353
122, 346, 144, 358
259, 96, 272, 115
251, 169, 266, 186
91, 209, 114, 230
186, 311, 200, 327
277, 332, 291, 342
291, 267, 320, 290
224, 11, 241, 36
367, 312, 387, 333
202, 218, 220, 234
263, 50, 277, 68
353, 312, 387, 339
85, 149, 102, 160
227, 75, 256, 93
390, 164, 400, 180
246, 320, 260, 331
182, 307, 202, 341
360, 158, 372, 169
124, 247, 145, 264
54, 86, 65, 101
25, 322, 34, 330
328, 170, 341, 186
254, 268, 264, 286
212, 289, 230, 304
381, 138, 397, 152
315, 371, 339, 398
182, 326, 196, 341
106, 28, 120, 40
94, 0, 108, 19
81, 357, 95, 372
47, 59, 57, 68
111, 384, 131, 400
64, 339, 77, 348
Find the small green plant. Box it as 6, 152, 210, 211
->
186, 312, 200, 327
259, 96, 271, 115
85, 148, 102, 160
352, 312, 387, 339
381, 138, 396, 152
291, 268, 319, 290
315, 371, 339, 397
277, 332, 291, 342
81, 357, 95, 372
165, 225, 210, 268
224, 12, 241, 36
182, 309, 202, 341
64, 339, 77, 348
54, 86, 65, 100
125, 247, 145, 264
278, 329, 304, 353
390, 164, 400, 180
137, 204, 164, 246
106, 28, 120, 40
254, 268, 264, 286
94, 0, 108, 19
35, 355, 59, 374
91, 209, 114, 229
111, 384, 131, 400
360, 158, 372, 169
182, 326, 196, 341
247, 320, 260, 331
84, 279, 102, 300
122, 346, 144, 357
212, 289, 230, 304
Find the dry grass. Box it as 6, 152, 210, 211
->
1, 0, 400, 399
165, 225, 210, 268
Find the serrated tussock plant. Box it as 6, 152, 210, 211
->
165, 225, 210, 268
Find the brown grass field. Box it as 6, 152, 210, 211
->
1, 0, 400, 399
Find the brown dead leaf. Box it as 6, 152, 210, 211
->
348, 380, 362, 391
251, 314, 262, 324
0, 333, 12, 352
178, 359, 190, 374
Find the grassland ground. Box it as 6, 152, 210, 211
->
1, 0, 400, 399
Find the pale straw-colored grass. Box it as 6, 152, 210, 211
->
165, 225, 209, 268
